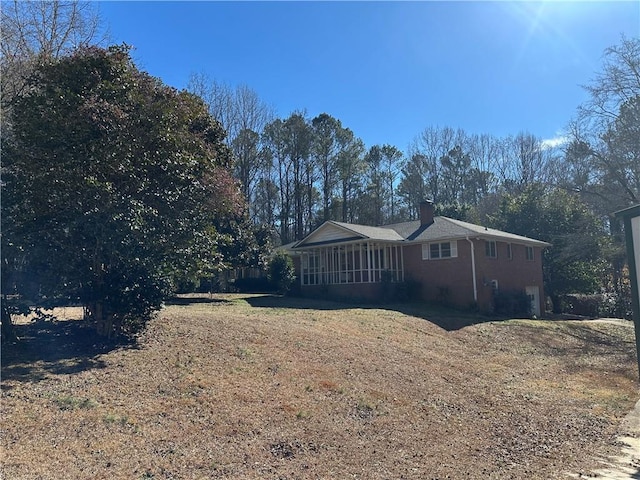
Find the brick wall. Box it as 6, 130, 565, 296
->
404, 239, 545, 312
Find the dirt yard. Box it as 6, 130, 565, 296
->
1, 294, 638, 479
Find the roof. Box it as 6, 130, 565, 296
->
292, 216, 550, 249
292, 220, 403, 248
398, 217, 551, 247
330, 221, 405, 242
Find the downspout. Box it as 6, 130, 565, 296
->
465, 237, 478, 303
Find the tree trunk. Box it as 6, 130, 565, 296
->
549, 293, 563, 314
85, 301, 115, 339
1, 296, 16, 343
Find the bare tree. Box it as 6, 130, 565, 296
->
186, 73, 275, 222
232, 128, 267, 208
408, 126, 466, 204
495, 132, 554, 193
466, 133, 501, 198
234, 84, 274, 140
568, 36, 640, 209
579, 35, 640, 130
187, 73, 236, 142
439, 145, 472, 205
187, 72, 274, 145
1, 0, 104, 103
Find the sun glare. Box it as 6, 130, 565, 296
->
504, 1, 593, 76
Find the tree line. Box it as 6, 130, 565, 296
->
188, 51, 638, 241
188, 74, 560, 241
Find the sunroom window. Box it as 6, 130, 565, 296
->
299, 242, 404, 285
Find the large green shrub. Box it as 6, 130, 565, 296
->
3, 46, 238, 338
268, 253, 296, 295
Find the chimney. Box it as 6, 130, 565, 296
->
419, 200, 434, 226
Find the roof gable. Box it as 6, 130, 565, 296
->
294, 221, 403, 248
294, 222, 365, 248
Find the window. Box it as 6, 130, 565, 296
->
302, 253, 321, 285
423, 241, 457, 260
485, 240, 497, 258
526, 246, 534, 261
506, 243, 513, 260
300, 243, 404, 285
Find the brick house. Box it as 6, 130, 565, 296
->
288, 201, 550, 315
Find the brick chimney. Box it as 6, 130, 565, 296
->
419, 200, 434, 226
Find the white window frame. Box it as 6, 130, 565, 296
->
507, 243, 513, 260
525, 246, 535, 261
485, 240, 497, 258
423, 241, 458, 260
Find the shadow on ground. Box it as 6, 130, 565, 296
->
164, 296, 229, 306
1, 318, 134, 385
242, 294, 497, 331
512, 321, 638, 378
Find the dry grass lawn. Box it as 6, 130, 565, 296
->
1, 293, 638, 479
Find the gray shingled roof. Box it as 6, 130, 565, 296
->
396, 217, 551, 246
293, 216, 550, 249
329, 221, 405, 241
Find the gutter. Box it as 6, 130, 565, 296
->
465, 237, 478, 303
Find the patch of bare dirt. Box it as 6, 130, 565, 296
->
1, 294, 638, 479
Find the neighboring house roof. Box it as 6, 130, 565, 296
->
293, 217, 550, 249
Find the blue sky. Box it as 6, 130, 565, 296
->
98, 1, 639, 152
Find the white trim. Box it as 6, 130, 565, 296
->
423, 240, 458, 260
525, 245, 535, 261
526, 286, 540, 316
485, 240, 497, 258
466, 237, 477, 303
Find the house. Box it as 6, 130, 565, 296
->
288, 201, 550, 316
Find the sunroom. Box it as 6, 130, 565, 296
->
297, 241, 404, 286
291, 220, 408, 287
